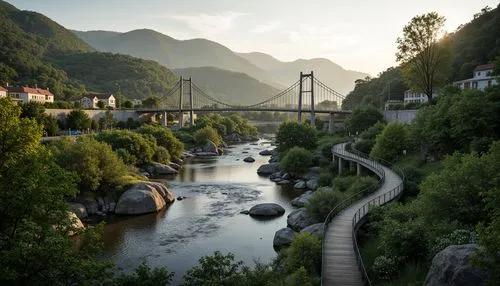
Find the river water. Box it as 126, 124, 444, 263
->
101, 140, 303, 284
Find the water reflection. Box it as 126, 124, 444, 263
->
101, 140, 303, 285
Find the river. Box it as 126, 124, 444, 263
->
101, 139, 303, 284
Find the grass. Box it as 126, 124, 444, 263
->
393, 154, 443, 177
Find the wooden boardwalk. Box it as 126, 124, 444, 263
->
321, 143, 403, 286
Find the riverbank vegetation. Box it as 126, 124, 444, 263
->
355, 84, 500, 284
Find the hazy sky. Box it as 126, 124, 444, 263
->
8, 0, 499, 75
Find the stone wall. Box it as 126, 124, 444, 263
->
384, 109, 418, 124
45, 109, 143, 122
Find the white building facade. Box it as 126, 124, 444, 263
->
403, 90, 438, 104
0, 87, 7, 99
454, 64, 497, 91
6, 86, 54, 104
80, 94, 116, 109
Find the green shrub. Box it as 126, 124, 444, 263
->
182, 251, 243, 286
372, 255, 399, 281
284, 233, 322, 276
115, 148, 137, 166
306, 190, 345, 220
112, 263, 173, 285
276, 121, 317, 153
370, 122, 412, 162
137, 125, 184, 157
279, 147, 314, 175
317, 172, 334, 187
95, 130, 157, 165
332, 176, 358, 192
153, 146, 171, 164
430, 229, 476, 256
194, 126, 222, 146
348, 176, 378, 196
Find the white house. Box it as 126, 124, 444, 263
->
454, 64, 497, 91
0, 86, 7, 99
80, 93, 116, 109
403, 90, 438, 104
6, 86, 54, 104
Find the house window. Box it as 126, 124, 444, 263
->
477, 72, 481, 77
464, 82, 471, 89
488, 80, 492, 87
472, 82, 478, 89
487, 71, 492, 76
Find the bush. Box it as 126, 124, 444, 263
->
66, 109, 91, 130
49, 137, 129, 192
317, 172, 334, 187
276, 121, 317, 153
284, 233, 322, 276
332, 176, 358, 192
344, 105, 384, 133
112, 263, 173, 286
115, 148, 137, 166
194, 126, 222, 146
95, 130, 157, 165
430, 229, 476, 256
306, 190, 345, 220
372, 255, 399, 281
370, 122, 412, 162
279, 147, 314, 175
182, 251, 243, 286
153, 146, 171, 164
138, 125, 184, 157
348, 176, 378, 196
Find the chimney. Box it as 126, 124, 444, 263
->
5, 82, 8, 87
47, 87, 50, 91
35, 83, 38, 89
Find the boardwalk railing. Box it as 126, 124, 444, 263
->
321, 142, 404, 286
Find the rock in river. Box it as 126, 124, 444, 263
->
287, 208, 319, 231
273, 227, 294, 248
291, 191, 313, 207
243, 156, 255, 163
257, 163, 280, 175
68, 202, 88, 219
115, 182, 175, 215
424, 244, 488, 286
300, 223, 324, 239
259, 149, 273, 156
249, 203, 285, 217
294, 180, 307, 189
147, 162, 179, 175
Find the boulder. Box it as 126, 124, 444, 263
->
68, 212, 84, 235
268, 155, 279, 163
277, 180, 290, 185
249, 203, 285, 217
287, 208, 319, 231
259, 149, 273, 156
147, 162, 179, 175
243, 157, 255, 163
68, 202, 87, 219
273, 227, 295, 248
169, 162, 181, 170
306, 178, 319, 190
294, 180, 307, 189
202, 140, 219, 154
97, 197, 107, 213
85, 200, 98, 215
282, 173, 291, 180
115, 182, 174, 215
300, 223, 324, 239
196, 152, 219, 157
109, 202, 116, 213
424, 244, 488, 286
257, 163, 281, 175
240, 210, 250, 215
291, 191, 313, 207
171, 156, 183, 164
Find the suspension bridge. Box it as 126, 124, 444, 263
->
137, 72, 351, 130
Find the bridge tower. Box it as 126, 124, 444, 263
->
298, 71, 315, 126
178, 77, 194, 127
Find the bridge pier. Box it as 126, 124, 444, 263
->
161, 111, 168, 127
328, 113, 336, 134
338, 157, 344, 175
349, 161, 356, 172
357, 163, 362, 176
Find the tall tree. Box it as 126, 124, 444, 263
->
396, 12, 453, 103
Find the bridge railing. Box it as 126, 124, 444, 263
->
321, 141, 404, 286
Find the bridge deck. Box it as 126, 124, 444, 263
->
322, 143, 403, 286
135, 108, 352, 114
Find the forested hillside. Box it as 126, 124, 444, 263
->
0, 1, 177, 100
343, 4, 500, 110
174, 67, 280, 105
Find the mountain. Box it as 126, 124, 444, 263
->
0, 0, 178, 99
174, 67, 280, 105
237, 52, 369, 95
72, 29, 278, 87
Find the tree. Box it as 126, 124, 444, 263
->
111, 263, 173, 286
284, 233, 322, 276
137, 125, 184, 157
194, 126, 222, 146
344, 105, 384, 134
182, 251, 244, 286
370, 123, 412, 162
142, 96, 161, 108
280, 147, 314, 175
97, 100, 105, 109
396, 12, 453, 103
276, 121, 317, 153
66, 109, 91, 130
95, 130, 157, 165
123, 100, 133, 108
98, 110, 116, 130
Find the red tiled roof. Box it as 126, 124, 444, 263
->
85, 93, 113, 100
6, 86, 54, 96
0, 86, 7, 92
474, 64, 495, 71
